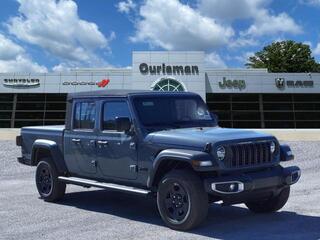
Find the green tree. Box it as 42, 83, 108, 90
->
246, 40, 320, 72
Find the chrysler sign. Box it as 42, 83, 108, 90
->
3, 78, 40, 88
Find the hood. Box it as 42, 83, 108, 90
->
147, 127, 276, 149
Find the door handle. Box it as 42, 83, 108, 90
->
97, 140, 108, 145
72, 138, 81, 143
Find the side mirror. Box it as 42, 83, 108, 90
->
115, 117, 131, 133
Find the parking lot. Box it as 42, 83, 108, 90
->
1, 132, 320, 240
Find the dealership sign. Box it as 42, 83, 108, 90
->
219, 77, 246, 90
275, 78, 314, 89
62, 79, 110, 88
3, 78, 40, 88
139, 63, 199, 75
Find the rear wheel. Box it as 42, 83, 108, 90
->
157, 170, 208, 231
35, 158, 66, 202
245, 187, 290, 213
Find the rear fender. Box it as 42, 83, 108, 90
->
31, 139, 68, 175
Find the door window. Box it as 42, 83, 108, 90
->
103, 101, 131, 131
73, 102, 96, 130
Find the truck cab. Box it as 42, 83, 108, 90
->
17, 90, 301, 231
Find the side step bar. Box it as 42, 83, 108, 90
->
58, 176, 150, 195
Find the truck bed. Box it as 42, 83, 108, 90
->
20, 125, 65, 162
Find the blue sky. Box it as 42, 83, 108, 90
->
0, 0, 320, 72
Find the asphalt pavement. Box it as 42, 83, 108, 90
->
1, 140, 320, 240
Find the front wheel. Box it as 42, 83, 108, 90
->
35, 158, 66, 202
157, 170, 208, 231
245, 187, 290, 213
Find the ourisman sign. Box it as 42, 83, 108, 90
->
139, 63, 199, 75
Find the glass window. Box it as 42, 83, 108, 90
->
17, 94, 46, 101
15, 112, 44, 119
103, 101, 131, 131
134, 96, 216, 129
0, 94, 14, 102
153, 78, 185, 92
207, 102, 231, 111
232, 94, 259, 102
232, 102, 259, 110
73, 102, 96, 130
206, 94, 230, 102
232, 111, 261, 120
0, 103, 13, 110
45, 94, 67, 102
16, 102, 44, 110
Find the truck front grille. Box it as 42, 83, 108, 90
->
225, 142, 272, 168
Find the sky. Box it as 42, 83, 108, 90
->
0, 0, 320, 73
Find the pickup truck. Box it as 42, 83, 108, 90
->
16, 90, 301, 231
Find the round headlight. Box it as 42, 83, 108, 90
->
270, 141, 276, 154
216, 146, 226, 161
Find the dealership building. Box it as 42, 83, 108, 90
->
0, 51, 319, 128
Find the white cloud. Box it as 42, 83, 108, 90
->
314, 43, 320, 55
198, 0, 267, 21
204, 52, 227, 68
7, 0, 111, 66
234, 51, 255, 63
303, 41, 312, 48
229, 37, 259, 48
0, 33, 47, 73
116, 0, 136, 14
0, 55, 47, 73
52, 63, 71, 72
0, 34, 24, 60
198, 0, 301, 37
130, 0, 234, 51
243, 11, 302, 37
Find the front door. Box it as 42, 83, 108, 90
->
96, 100, 138, 180
64, 101, 97, 176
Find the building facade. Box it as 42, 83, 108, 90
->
0, 51, 319, 128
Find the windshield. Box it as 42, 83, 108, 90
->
133, 96, 217, 130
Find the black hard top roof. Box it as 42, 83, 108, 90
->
67, 89, 198, 100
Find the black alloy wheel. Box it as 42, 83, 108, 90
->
36, 163, 53, 196
163, 182, 190, 223
35, 159, 66, 202
157, 169, 208, 231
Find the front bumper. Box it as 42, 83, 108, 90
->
204, 166, 300, 203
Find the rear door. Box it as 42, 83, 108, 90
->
96, 99, 138, 180
64, 100, 98, 177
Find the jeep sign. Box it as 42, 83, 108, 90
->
219, 77, 246, 90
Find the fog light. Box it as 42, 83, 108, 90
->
211, 181, 244, 194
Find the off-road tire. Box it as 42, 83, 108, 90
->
157, 169, 208, 231
245, 187, 290, 213
35, 158, 66, 202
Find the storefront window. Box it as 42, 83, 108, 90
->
152, 78, 185, 92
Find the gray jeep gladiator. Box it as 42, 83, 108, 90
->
17, 90, 301, 231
